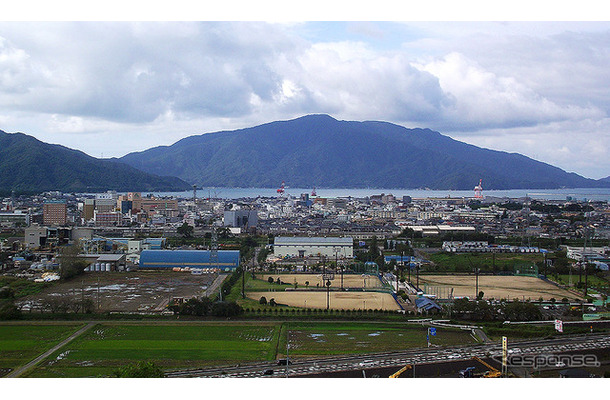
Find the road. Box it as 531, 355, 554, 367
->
5, 322, 95, 378
165, 332, 610, 378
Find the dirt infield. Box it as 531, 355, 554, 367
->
247, 290, 400, 310
260, 273, 384, 289
418, 275, 581, 301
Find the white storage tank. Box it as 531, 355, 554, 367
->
95, 263, 101, 272
105, 263, 111, 272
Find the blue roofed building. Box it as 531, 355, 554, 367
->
139, 250, 240, 271
415, 297, 442, 313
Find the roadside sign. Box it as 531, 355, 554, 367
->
554, 319, 563, 333
430, 327, 436, 336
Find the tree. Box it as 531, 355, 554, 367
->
114, 361, 164, 378
305, 281, 309, 289
268, 277, 274, 284
269, 298, 277, 307
259, 296, 267, 305
177, 222, 194, 238
211, 301, 243, 317
477, 291, 484, 300
58, 244, 88, 280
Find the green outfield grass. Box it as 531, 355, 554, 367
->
550, 274, 609, 290
427, 252, 544, 273
0, 323, 84, 376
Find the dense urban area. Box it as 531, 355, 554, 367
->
1, 186, 609, 378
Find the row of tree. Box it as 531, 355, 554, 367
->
168, 296, 243, 317
451, 298, 542, 321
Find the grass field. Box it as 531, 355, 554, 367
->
281, 322, 474, 357
247, 291, 400, 310
26, 322, 281, 377
13, 321, 475, 377
259, 273, 384, 289
418, 275, 581, 301
427, 252, 544, 273
0, 323, 84, 377
550, 274, 609, 290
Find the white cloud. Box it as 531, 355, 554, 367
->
1, 21, 610, 179
413, 52, 605, 131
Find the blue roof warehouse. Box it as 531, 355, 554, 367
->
139, 250, 240, 271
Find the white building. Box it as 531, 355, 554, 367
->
566, 246, 609, 260
274, 236, 353, 259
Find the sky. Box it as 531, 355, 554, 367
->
2, 2, 610, 180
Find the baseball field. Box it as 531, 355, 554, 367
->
418, 275, 581, 301
259, 273, 384, 289
247, 290, 400, 310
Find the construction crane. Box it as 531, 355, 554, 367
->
277, 181, 285, 196
389, 364, 412, 378
459, 356, 501, 378
474, 179, 483, 199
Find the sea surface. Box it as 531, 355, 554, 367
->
143, 187, 610, 202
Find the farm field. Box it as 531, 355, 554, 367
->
247, 290, 400, 311
259, 273, 385, 289
13, 321, 475, 377
0, 323, 84, 377
418, 275, 581, 301
25, 322, 281, 377
16, 271, 222, 313
284, 322, 474, 357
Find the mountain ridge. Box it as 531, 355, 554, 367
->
119, 114, 610, 190
0, 130, 191, 193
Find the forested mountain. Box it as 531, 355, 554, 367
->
0, 130, 191, 193
120, 115, 609, 190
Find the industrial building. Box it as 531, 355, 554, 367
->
139, 250, 240, 271
273, 236, 353, 258
224, 210, 258, 228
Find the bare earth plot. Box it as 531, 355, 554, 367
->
418, 275, 581, 301
16, 271, 222, 313
259, 273, 384, 289
247, 291, 400, 311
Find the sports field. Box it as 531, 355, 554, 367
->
247, 290, 400, 310
418, 275, 581, 301
259, 273, 384, 289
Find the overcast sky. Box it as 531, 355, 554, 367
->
2, 3, 610, 180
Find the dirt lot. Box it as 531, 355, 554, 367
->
17, 271, 224, 313
418, 275, 581, 301
260, 273, 384, 289
247, 290, 400, 311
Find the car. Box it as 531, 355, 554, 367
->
555, 361, 566, 368
263, 369, 274, 375
277, 359, 292, 365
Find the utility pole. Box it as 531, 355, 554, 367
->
475, 267, 479, 299
241, 259, 246, 299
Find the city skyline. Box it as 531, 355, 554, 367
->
1, 5, 610, 180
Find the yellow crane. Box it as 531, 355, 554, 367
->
472, 356, 502, 378
389, 364, 412, 378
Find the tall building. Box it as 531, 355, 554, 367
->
224, 210, 258, 228
43, 200, 67, 226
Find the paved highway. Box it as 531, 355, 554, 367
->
165, 332, 610, 378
